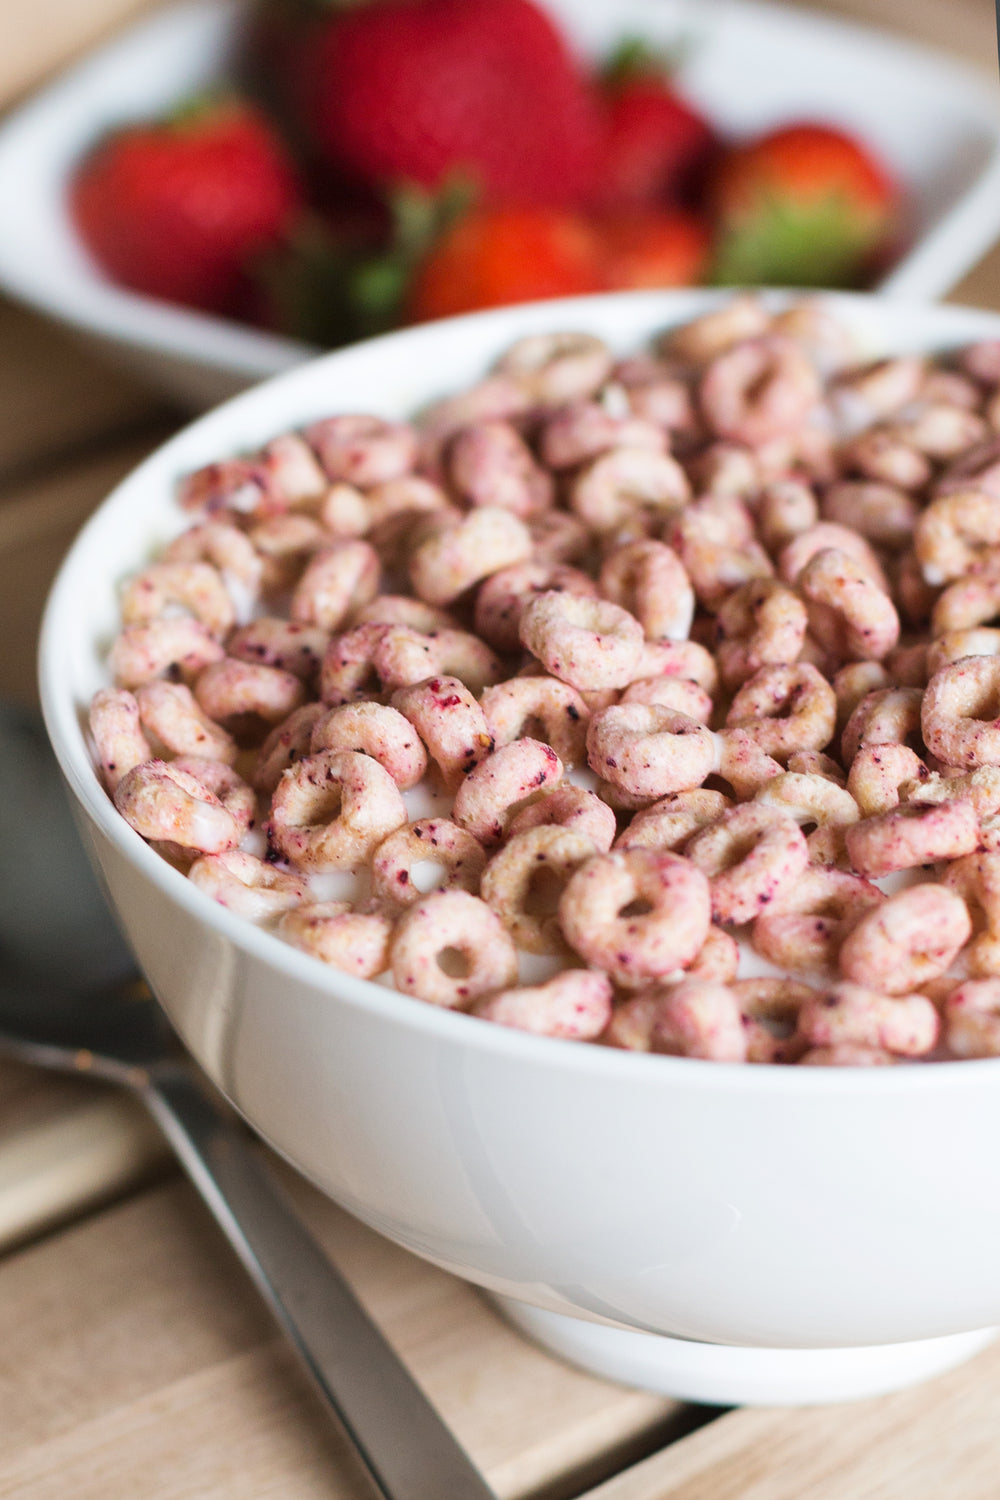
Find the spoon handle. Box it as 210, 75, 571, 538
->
143, 1068, 498, 1500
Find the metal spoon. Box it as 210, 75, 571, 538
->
0, 702, 497, 1500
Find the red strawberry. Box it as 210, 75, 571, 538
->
709, 122, 900, 288
591, 40, 719, 212
70, 98, 303, 315
597, 210, 711, 288
283, 0, 601, 208
406, 206, 605, 322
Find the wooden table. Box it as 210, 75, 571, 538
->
2, 2, 1000, 1495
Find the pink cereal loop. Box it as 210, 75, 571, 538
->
714, 579, 808, 690
409, 506, 533, 606
798, 548, 900, 663
630, 638, 719, 694
538, 399, 666, 470
732, 978, 814, 1065
279, 901, 394, 978
778, 522, 888, 592
353, 594, 457, 633
89, 688, 150, 792
841, 686, 923, 766
838, 883, 972, 995
927, 627, 1000, 675
320, 622, 392, 705
943, 978, 1000, 1058
914, 490, 1000, 586
598, 541, 695, 642
753, 771, 860, 866
473, 971, 613, 1040
699, 334, 820, 446
317, 481, 369, 539
620, 675, 713, 723
922, 657, 1000, 768
134, 680, 236, 766
228, 618, 329, 682
389, 890, 518, 1008
447, 420, 553, 517
252, 702, 328, 794
120, 561, 235, 640
930, 568, 1000, 637
832, 661, 889, 728
942, 853, 1000, 977
269, 749, 407, 871
685, 803, 809, 926
374, 627, 503, 696
109, 618, 225, 690
113, 758, 241, 854
194, 658, 306, 731
310, 701, 428, 789
846, 744, 928, 818
481, 825, 599, 953
481, 676, 589, 766
751, 866, 884, 974
474, 561, 597, 654
164, 520, 264, 592
289, 541, 380, 631
820, 481, 918, 552
615, 788, 732, 854
686, 925, 740, 983
519, 591, 644, 692
305, 413, 417, 487
798, 982, 939, 1058
391, 676, 493, 788
725, 663, 836, 761
168, 756, 255, 840
845, 799, 979, 878
587, 703, 715, 800
842, 425, 932, 491
668, 495, 773, 611
558, 848, 711, 988
905, 766, 1000, 850
371, 819, 486, 907
650, 979, 748, 1062
570, 447, 690, 533
528, 510, 591, 566
660, 296, 769, 365
452, 738, 563, 846
506, 785, 616, 852
756, 478, 819, 553
188, 849, 307, 923
494, 330, 613, 406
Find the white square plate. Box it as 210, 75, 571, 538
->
1, 0, 999, 408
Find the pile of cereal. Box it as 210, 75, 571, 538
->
89, 297, 1000, 1065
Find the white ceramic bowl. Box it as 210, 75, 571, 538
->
39, 290, 1000, 1405
3, 0, 1000, 408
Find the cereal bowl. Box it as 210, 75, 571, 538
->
39, 289, 1000, 1406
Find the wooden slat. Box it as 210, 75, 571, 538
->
786, 0, 996, 66
0, 0, 162, 111
0, 1174, 677, 1500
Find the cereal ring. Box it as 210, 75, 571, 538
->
778, 522, 888, 592
109, 618, 225, 690
931, 568, 1000, 636
838, 884, 972, 994
473, 971, 613, 1040
661, 296, 770, 364
495, 331, 613, 406
651, 979, 748, 1062
841, 686, 923, 766
353, 595, 458, 633
448, 420, 553, 517
409, 506, 533, 606
310, 702, 428, 789
306, 413, 417, 487
798, 547, 900, 662
798, 982, 939, 1057
842, 426, 932, 491
569, 447, 690, 533
163, 520, 264, 593
686, 925, 740, 983
194, 658, 306, 733
668, 496, 773, 611
926, 627, 1000, 675
832, 662, 890, 730
113, 758, 241, 854
620, 675, 713, 723
615, 788, 732, 853
481, 676, 589, 766
364, 476, 452, 563
686, 804, 809, 926
731, 978, 814, 1064
416, 375, 530, 469
726, 663, 836, 761
257, 432, 328, 511
686, 441, 761, 501
474, 562, 598, 654
135, 680, 237, 764
922, 657, 1000, 768
832, 354, 926, 421
371, 819, 486, 907
753, 770, 860, 866
751, 866, 884, 973
188, 849, 308, 923
319, 622, 392, 705
279, 901, 393, 978
269, 750, 407, 870
228, 618, 329, 682
845, 799, 979, 878
452, 738, 563, 846
598, 541, 695, 642
168, 756, 255, 840
506, 784, 616, 851
248, 513, 326, 594
700, 335, 820, 446
519, 591, 644, 692
120, 561, 235, 640
714, 579, 808, 690
538, 399, 666, 470
756, 478, 819, 553
481, 825, 599, 953
602, 991, 661, 1051
252, 703, 328, 794
89, 687, 151, 793
527, 510, 591, 565
316, 482, 369, 539
847, 744, 929, 818
714, 729, 783, 800
374, 627, 503, 696
884, 642, 929, 688
936, 436, 1000, 499
914, 490, 1000, 585
389, 890, 518, 1008
905, 766, 1000, 850
391, 676, 493, 787
587, 703, 715, 799
943, 979, 1000, 1057
558, 849, 711, 987
941, 853, 1000, 977
820, 481, 918, 552
290, 541, 380, 631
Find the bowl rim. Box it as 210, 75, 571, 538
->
39, 284, 1000, 1097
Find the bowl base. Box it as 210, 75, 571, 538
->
489, 1296, 996, 1406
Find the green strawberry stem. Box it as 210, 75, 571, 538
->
600, 33, 693, 89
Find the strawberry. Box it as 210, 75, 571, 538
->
70, 98, 303, 315
406, 206, 605, 323
597, 210, 711, 288
590, 39, 719, 213
280, 0, 601, 207
709, 122, 900, 288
